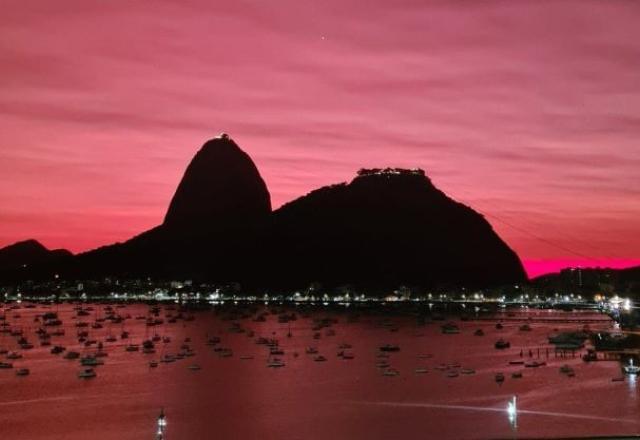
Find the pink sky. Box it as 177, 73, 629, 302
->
1, 0, 639, 278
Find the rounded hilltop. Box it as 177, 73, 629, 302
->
356, 167, 425, 177
162, 132, 272, 230
350, 166, 435, 191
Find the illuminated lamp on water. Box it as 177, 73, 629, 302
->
507, 396, 517, 428
157, 408, 166, 439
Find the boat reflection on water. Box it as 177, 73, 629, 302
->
627, 372, 637, 394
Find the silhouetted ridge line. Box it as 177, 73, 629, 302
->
0, 239, 72, 279
2, 135, 527, 290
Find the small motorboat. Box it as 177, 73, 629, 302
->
495, 372, 505, 383
16, 368, 30, 376
441, 322, 460, 334
270, 347, 284, 356
559, 364, 575, 377
474, 329, 484, 336
50, 345, 65, 355
161, 355, 176, 363
267, 359, 285, 368
525, 361, 546, 368
80, 356, 103, 367
511, 371, 523, 379
78, 368, 97, 379
383, 368, 400, 377
495, 339, 511, 350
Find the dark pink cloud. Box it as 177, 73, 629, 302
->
1, 0, 639, 277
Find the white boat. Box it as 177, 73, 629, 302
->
623, 358, 640, 375
383, 368, 400, 376
267, 359, 285, 368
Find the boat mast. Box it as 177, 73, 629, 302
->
156, 408, 166, 440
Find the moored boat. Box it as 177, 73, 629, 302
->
78, 368, 97, 379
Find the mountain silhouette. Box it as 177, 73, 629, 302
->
163, 134, 271, 230
0, 239, 72, 279
262, 168, 525, 289
1, 135, 527, 290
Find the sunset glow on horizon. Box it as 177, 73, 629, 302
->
1, 0, 639, 278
